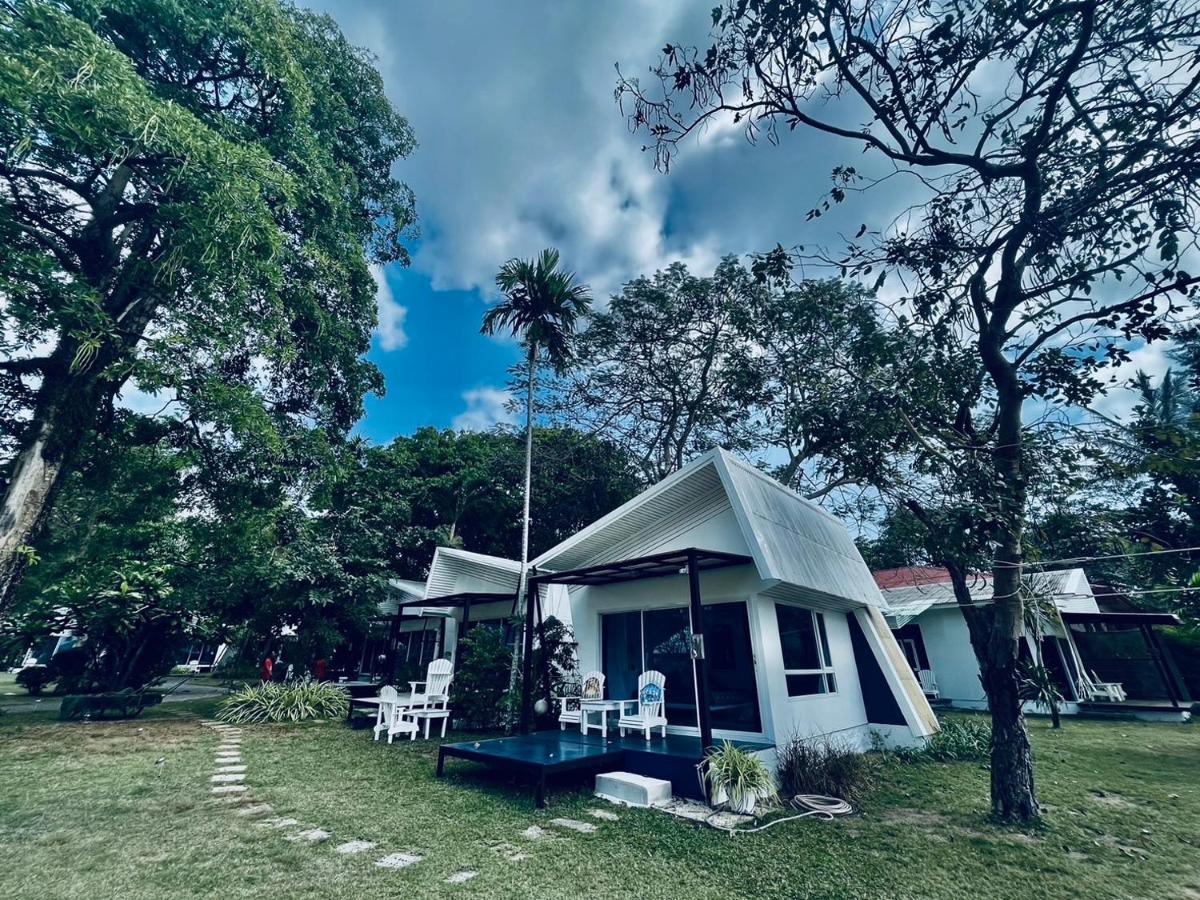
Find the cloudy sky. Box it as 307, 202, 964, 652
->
300, 0, 859, 441
303, 0, 1168, 445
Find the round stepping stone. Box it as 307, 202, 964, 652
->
236, 803, 274, 817
286, 828, 331, 844
216, 765, 247, 774
549, 818, 596, 834
211, 773, 245, 783
587, 809, 619, 821
447, 871, 478, 884
521, 826, 550, 841
334, 840, 377, 855
376, 852, 422, 870
212, 785, 247, 795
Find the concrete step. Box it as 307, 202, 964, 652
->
595, 771, 672, 808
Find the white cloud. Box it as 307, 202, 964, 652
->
1091, 340, 1176, 419
371, 264, 408, 351
452, 386, 516, 432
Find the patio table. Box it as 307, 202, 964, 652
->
579, 698, 631, 736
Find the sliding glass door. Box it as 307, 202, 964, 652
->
600, 602, 760, 733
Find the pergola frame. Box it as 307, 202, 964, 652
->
518, 547, 754, 760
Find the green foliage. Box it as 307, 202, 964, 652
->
1019, 663, 1065, 728
0, 0, 416, 605
775, 736, 875, 805
7, 560, 192, 692
15, 665, 49, 695
701, 740, 777, 810
892, 718, 994, 764
484, 248, 592, 369
217, 678, 348, 724
450, 628, 513, 730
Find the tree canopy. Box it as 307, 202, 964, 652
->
0, 0, 417, 608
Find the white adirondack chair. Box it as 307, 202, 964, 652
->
372, 685, 400, 742
917, 668, 940, 700
559, 670, 605, 730
618, 670, 667, 740
390, 658, 454, 742
1079, 669, 1127, 703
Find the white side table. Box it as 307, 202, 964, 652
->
579, 699, 625, 736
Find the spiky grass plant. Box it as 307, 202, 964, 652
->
702, 740, 777, 811
217, 679, 349, 724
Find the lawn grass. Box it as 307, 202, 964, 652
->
1, 711, 1197, 899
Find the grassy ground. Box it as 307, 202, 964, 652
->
1, 708, 1197, 900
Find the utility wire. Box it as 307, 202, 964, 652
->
992, 544, 1200, 570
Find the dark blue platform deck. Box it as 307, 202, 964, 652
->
436, 730, 772, 807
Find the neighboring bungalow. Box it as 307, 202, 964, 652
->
877, 567, 1193, 722
404, 546, 571, 664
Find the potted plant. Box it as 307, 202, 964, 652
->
701, 740, 777, 815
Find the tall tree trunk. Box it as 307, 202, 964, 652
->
0, 354, 111, 615
505, 340, 537, 729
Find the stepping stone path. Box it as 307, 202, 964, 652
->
549, 818, 597, 834
257, 817, 300, 829
237, 804, 274, 817
217, 765, 247, 774
376, 852, 423, 870
447, 871, 478, 884
587, 809, 620, 822
211, 773, 245, 783
335, 840, 378, 855
521, 825, 550, 840
212, 784, 247, 795
286, 828, 331, 844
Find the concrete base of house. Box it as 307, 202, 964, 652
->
1078, 701, 1194, 723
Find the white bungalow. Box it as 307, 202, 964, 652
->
404, 546, 571, 664
878, 567, 1192, 722
521, 448, 938, 753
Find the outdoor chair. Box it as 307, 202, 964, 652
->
618, 670, 667, 740
388, 658, 453, 742
917, 668, 940, 699
371, 685, 401, 742
560, 670, 604, 731
1079, 669, 1127, 703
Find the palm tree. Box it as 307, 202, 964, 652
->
482, 247, 591, 726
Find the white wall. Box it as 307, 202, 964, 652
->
753, 596, 871, 747
915, 607, 988, 705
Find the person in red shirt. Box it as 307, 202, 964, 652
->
313, 657, 327, 681
260, 655, 273, 684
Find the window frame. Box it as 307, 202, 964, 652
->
774, 604, 837, 698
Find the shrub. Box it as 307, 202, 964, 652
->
451, 627, 513, 730
217, 678, 348, 724
893, 717, 993, 763
16, 665, 49, 696
775, 735, 875, 805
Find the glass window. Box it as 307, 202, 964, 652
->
775, 604, 836, 696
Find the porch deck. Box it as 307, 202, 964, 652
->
436, 730, 773, 807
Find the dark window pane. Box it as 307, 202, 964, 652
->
786, 673, 825, 696
776, 604, 820, 670
824, 673, 836, 694
703, 602, 762, 732
644, 607, 697, 726
816, 614, 832, 667
602, 611, 641, 703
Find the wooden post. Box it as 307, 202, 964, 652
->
519, 572, 538, 734
687, 550, 715, 767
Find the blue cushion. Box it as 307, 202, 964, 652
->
639, 683, 662, 705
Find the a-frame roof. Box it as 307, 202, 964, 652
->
531, 448, 886, 609
424, 546, 522, 602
